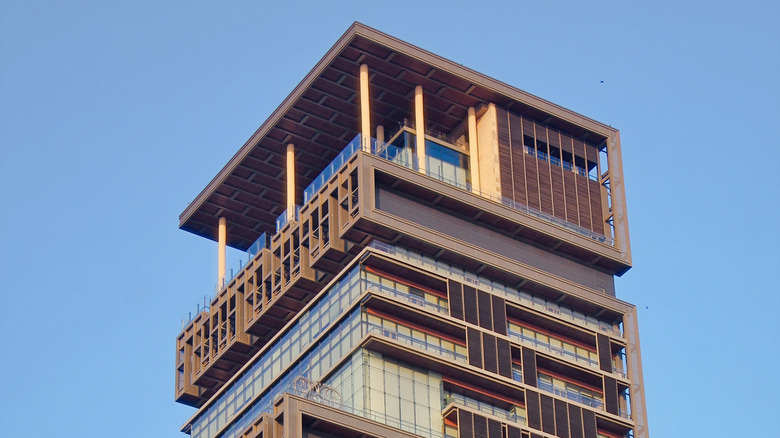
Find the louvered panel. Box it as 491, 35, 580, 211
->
478, 290, 493, 331
482, 333, 498, 374
563, 171, 579, 226
540, 394, 556, 434
491, 295, 507, 335
589, 179, 604, 235
524, 155, 541, 210
511, 142, 527, 206
604, 376, 619, 415
473, 414, 489, 438
468, 328, 483, 368
449, 280, 464, 321
463, 286, 479, 326
498, 110, 514, 203
576, 176, 592, 231
597, 334, 612, 373
526, 389, 541, 430
551, 168, 566, 220
582, 409, 598, 438
488, 419, 502, 438
537, 159, 554, 215
555, 399, 570, 438
568, 405, 584, 438
497, 338, 512, 378
459, 410, 474, 438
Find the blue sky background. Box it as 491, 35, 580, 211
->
1, 1, 778, 436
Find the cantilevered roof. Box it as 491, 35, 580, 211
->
179, 22, 618, 250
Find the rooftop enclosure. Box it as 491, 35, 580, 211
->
178, 23, 630, 270
174, 22, 645, 438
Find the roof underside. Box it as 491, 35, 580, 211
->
179, 23, 614, 250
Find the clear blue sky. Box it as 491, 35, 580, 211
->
1, 1, 778, 436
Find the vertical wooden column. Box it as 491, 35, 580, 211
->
468, 107, 481, 192
286, 143, 295, 215
414, 85, 426, 173
218, 216, 226, 289
359, 64, 371, 150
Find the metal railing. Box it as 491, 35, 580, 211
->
275, 205, 301, 232
507, 329, 599, 369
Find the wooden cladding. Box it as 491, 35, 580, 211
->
604, 376, 619, 416
496, 108, 605, 236
597, 334, 613, 373
457, 409, 523, 438
448, 281, 508, 336
522, 347, 537, 387
523, 389, 598, 438
466, 327, 512, 379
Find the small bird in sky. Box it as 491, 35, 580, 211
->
600, 80, 605, 83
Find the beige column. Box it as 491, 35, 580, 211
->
217, 216, 226, 289
376, 125, 384, 146
359, 64, 371, 150
414, 85, 426, 173
286, 143, 295, 215
467, 107, 480, 193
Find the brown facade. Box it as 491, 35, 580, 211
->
174, 22, 646, 438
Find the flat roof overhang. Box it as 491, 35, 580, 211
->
179, 22, 619, 250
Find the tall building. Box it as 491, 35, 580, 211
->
174, 23, 648, 438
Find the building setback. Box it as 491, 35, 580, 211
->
175, 22, 648, 438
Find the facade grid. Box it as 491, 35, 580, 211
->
174, 22, 648, 438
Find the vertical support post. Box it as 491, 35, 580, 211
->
467, 107, 480, 192
218, 216, 226, 289
287, 143, 295, 216
376, 125, 384, 146
359, 64, 371, 150
414, 85, 426, 173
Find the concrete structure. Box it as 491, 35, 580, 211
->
175, 23, 647, 438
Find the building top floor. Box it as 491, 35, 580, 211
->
179, 22, 631, 273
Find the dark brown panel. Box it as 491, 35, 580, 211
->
496, 338, 512, 379
568, 405, 584, 438
604, 376, 619, 415
582, 409, 597, 438
473, 414, 488, 438
524, 155, 541, 210
467, 327, 483, 369
576, 176, 592, 230
459, 409, 474, 438
463, 285, 479, 326
538, 159, 554, 215
522, 116, 535, 137
522, 347, 537, 387
563, 171, 579, 226
497, 108, 514, 204
449, 280, 464, 321
597, 334, 612, 373
508, 112, 527, 206
491, 295, 507, 335
589, 179, 604, 234
554, 399, 569, 438
531, 434, 545, 438
507, 425, 523, 438
540, 394, 555, 434
478, 290, 493, 331
483, 333, 498, 374
526, 389, 541, 430
487, 419, 503, 438
551, 167, 566, 220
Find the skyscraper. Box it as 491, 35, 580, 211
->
175, 22, 648, 438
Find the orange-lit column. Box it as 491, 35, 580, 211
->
414, 85, 426, 173
467, 107, 480, 193
217, 216, 226, 289
287, 143, 295, 216
360, 64, 371, 150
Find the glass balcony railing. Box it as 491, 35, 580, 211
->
365, 282, 449, 316
181, 297, 211, 329
213, 232, 270, 295
443, 392, 526, 426
507, 329, 599, 369
366, 324, 467, 364
275, 205, 301, 232
367, 241, 623, 337
537, 378, 603, 409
